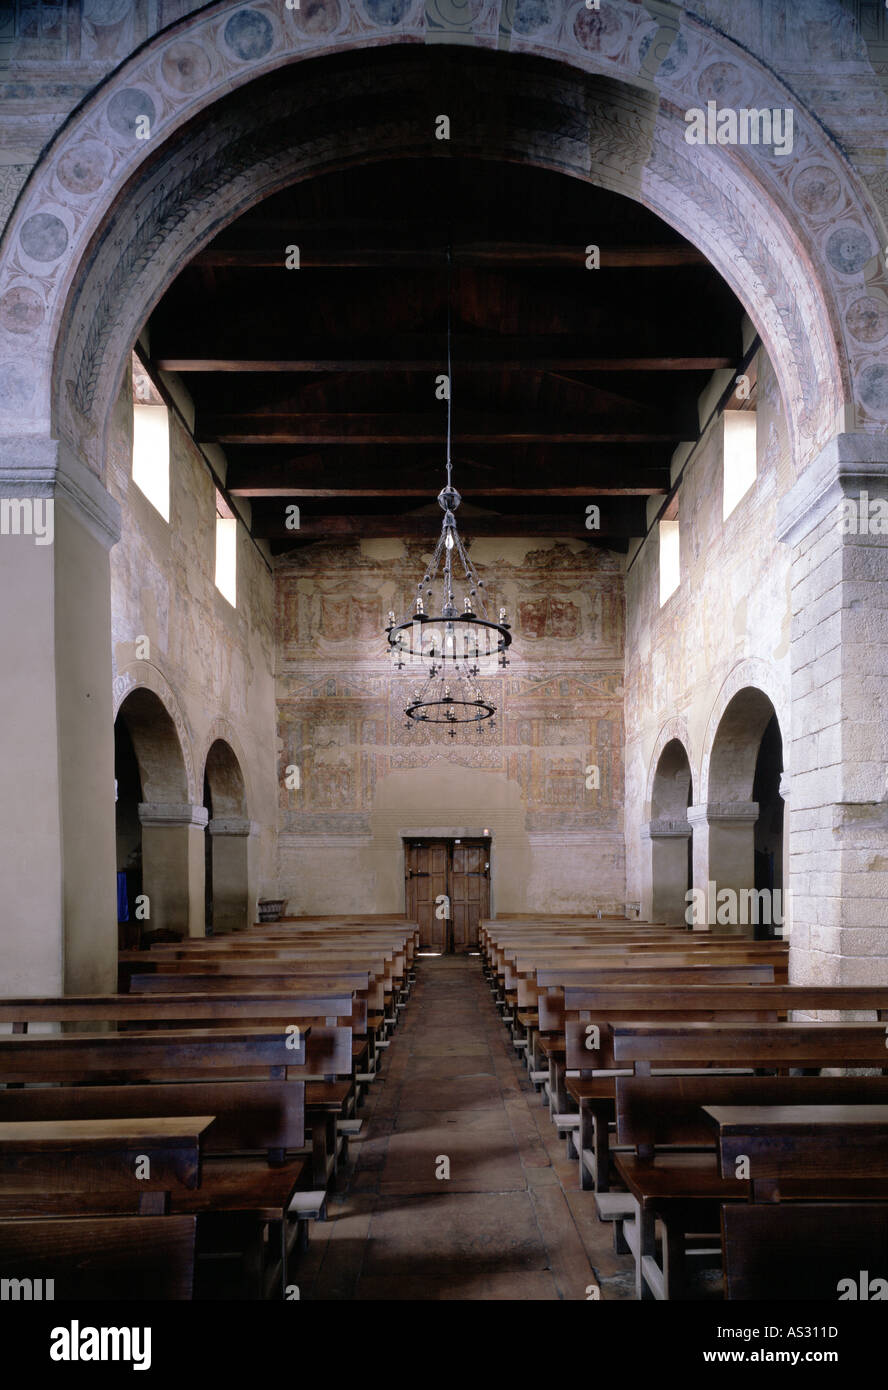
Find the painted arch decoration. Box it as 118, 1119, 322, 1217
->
0, 0, 883, 476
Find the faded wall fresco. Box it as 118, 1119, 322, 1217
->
275, 538, 626, 913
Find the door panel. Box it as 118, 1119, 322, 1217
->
406, 838, 490, 953
451, 842, 490, 952
405, 842, 449, 950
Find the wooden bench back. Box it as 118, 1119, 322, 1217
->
0, 1026, 306, 1083
0, 1215, 197, 1300
712, 1104, 888, 1183
0, 1079, 305, 1155
564, 1013, 778, 1068
608, 1021, 888, 1071
127, 971, 382, 1012
561, 983, 888, 1016
536, 966, 776, 1026
615, 1074, 888, 1148
0, 1117, 213, 1195
0, 992, 366, 1032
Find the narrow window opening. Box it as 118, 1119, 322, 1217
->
723, 410, 757, 520
131, 354, 169, 521
659, 513, 680, 606
215, 489, 237, 607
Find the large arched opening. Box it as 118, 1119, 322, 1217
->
702, 686, 785, 938
113, 687, 202, 943
202, 738, 250, 935
648, 738, 694, 925
0, 8, 876, 990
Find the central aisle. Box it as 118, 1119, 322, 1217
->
299, 955, 635, 1300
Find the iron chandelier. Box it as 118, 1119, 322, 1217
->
385, 251, 512, 736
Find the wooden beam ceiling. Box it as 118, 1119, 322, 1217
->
250, 504, 646, 542
195, 413, 695, 446
190, 242, 710, 270
148, 157, 745, 556
157, 355, 732, 374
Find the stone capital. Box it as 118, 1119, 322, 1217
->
0, 435, 121, 550
208, 817, 253, 837
139, 802, 208, 829
688, 801, 758, 827
776, 432, 888, 548
642, 818, 692, 840
779, 772, 791, 801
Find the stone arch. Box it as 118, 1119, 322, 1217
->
114, 683, 202, 939
707, 687, 783, 808
651, 738, 694, 820
198, 719, 253, 819
114, 685, 189, 804
644, 724, 694, 925
700, 659, 788, 806
201, 736, 251, 934
0, 1, 881, 481
645, 715, 694, 815
113, 661, 198, 803
203, 739, 248, 818
696, 664, 787, 937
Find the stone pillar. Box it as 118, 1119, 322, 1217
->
777, 433, 888, 984
0, 436, 121, 994
688, 801, 759, 934
642, 818, 692, 924
138, 803, 208, 937
778, 772, 791, 938
207, 817, 253, 934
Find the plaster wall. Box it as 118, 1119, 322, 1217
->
624, 349, 793, 914
107, 372, 278, 925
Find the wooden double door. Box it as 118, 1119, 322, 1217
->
404, 838, 491, 952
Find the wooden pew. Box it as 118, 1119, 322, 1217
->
0, 1029, 314, 1298
721, 1204, 888, 1301
708, 1103, 888, 1201
123, 967, 386, 1064
532, 965, 776, 1117
122, 960, 383, 1009
0, 1215, 197, 1301
0, 1018, 352, 1194
503, 938, 788, 1058
0, 1116, 213, 1208
0, 991, 365, 1032
561, 984, 888, 1191
603, 1020, 888, 1075
603, 1025, 888, 1300
0, 1118, 210, 1301
0, 1026, 306, 1082
611, 1075, 888, 1300
711, 1104, 888, 1301
0, 1083, 311, 1298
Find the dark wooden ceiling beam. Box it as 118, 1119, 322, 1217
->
225, 459, 669, 497
230, 483, 666, 498
198, 413, 691, 445
191, 243, 709, 269
251, 509, 645, 540
157, 355, 732, 374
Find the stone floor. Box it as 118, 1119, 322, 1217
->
297, 954, 636, 1301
